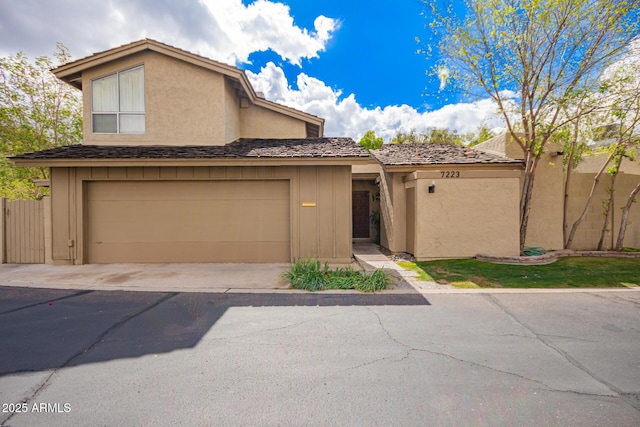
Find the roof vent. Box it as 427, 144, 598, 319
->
256, 91, 265, 99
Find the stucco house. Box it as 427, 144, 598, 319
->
12, 39, 371, 265
352, 144, 524, 260
474, 132, 640, 251
12, 39, 637, 266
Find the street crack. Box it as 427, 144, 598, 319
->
0, 290, 94, 316
483, 294, 627, 397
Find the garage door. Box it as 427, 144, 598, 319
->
86, 180, 290, 263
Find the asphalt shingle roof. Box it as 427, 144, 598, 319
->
371, 143, 522, 166
12, 138, 369, 160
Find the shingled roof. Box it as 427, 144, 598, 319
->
370, 143, 522, 166
12, 138, 369, 160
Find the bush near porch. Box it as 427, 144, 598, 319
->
282, 259, 392, 292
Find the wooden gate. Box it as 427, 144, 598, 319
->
1, 198, 45, 263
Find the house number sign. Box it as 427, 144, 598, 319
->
440, 171, 461, 178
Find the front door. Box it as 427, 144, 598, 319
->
352, 191, 370, 238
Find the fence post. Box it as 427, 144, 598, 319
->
0, 198, 5, 263
43, 196, 52, 264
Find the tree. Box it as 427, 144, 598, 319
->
420, 0, 639, 252
562, 42, 640, 250
390, 127, 461, 145
358, 130, 383, 150
467, 124, 495, 147
0, 44, 82, 199
599, 43, 640, 250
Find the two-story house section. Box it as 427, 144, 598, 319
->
13, 39, 371, 265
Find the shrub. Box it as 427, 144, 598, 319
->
281, 259, 329, 291
355, 269, 393, 292
282, 259, 393, 292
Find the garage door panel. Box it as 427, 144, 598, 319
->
88, 181, 289, 201
89, 241, 290, 263
88, 202, 289, 241
89, 219, 290, 242
86, 180, 290, 263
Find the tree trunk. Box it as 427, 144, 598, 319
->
615, 183, 640, 251
563, 131, 579, 246
519, 154, 539, 253
565, 150, 615, 249
597, 157, 622, 250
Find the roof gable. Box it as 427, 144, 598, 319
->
51, 38, 324, 135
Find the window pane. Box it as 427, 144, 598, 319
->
93, 114, 117, 133
119, 66, 145, 112
120, 114, 145, 134
92, 74, 118, 112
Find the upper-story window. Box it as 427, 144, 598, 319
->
91, 65, 145, 134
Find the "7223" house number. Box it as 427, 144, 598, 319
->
441, 171, 461, 178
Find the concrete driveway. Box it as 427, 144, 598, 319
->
1, 287, 639, 426
0, 263, 292, 292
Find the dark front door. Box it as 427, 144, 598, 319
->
352, 191, 370, 238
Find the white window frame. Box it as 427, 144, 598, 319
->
91, 65, 145, 134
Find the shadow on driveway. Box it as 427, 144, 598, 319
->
0, 287, 429, 376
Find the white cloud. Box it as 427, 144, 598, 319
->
0, 0, 506, 141
247, 62, 508, 141
198, 0, 338, 65
0, 0, 338, 66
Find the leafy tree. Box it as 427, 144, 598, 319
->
358, 130, 383, 150
597, 45, 640, 250
467, 125, 495, 147
562, 44, 640, 250
420, 0, 639, 252
391, 127, 461, 145
0, 43, 82, 199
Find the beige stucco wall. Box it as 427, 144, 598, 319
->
82, 51, 228, 145
575, 153, 640, 175
80, 51, 308, 145
352, 163, 382, 176
378, 170, 406, 252
523, 151, 565, 250
224, 78, 241, 142
566, 172, 640, 250
476, 133, 565, 250
47, 165, 352, 265
378, 167, 521, 258
240, 103, 307, 139
408, 171, 521, 259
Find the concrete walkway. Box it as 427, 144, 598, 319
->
1, 244, 637, 294
352, 240, 446, 290
0, 263, 293, 293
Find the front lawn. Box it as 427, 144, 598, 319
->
402, 257, 640, 288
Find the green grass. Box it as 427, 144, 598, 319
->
397, 261, 435, 281
404, 257, 640, 288
282, 259, 393, 292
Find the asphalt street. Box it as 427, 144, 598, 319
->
1, 286, 639, 426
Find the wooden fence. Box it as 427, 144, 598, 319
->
1, 198, 45, 264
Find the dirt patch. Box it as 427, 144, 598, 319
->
469, 275, 503, 288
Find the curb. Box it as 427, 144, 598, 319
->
476, 250, 640, 265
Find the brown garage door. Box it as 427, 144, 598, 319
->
86, 180, 290, 263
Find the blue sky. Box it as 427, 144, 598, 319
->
0, 0, 504, 140
242, 0, 441, 111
